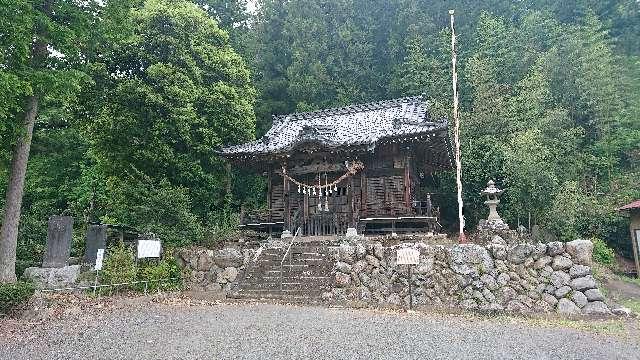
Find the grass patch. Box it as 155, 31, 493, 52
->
620, 299, 640, 314
619, 275, 640, 287
480, 312, 630, 337
516, 317, 628, 336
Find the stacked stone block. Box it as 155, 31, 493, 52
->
326, 238, 611, 315
176, 247, 256, 294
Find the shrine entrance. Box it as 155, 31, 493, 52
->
284, 162, 362, 237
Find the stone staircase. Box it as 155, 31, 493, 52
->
231, 241, 333, 302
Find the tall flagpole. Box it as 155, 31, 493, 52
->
449, 9, 465, 243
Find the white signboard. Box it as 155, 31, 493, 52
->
137, 239, 162, 258
396, 248, 420, 265
94, 248, 105, 271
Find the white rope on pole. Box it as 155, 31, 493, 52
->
449, 9, 465, 242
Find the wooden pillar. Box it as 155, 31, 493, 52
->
283, 167, 290, 231
361, 169, 367, 213
630, 210, 640, 278
404, 155, 411, 209
267, 168, 273, 222
348, 177, 355, 227
225, 162, 232, 194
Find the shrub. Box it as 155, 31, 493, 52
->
136, 253, 182, 292
100, 241, 137, 286
0, 281, 35, 314
592, 237, 615, 266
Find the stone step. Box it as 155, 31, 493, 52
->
236, 287, 326, 295
258, 253, 329, 261
251, 263, 328, 270
240, 274, 331, 282
233, 244, 332, 301
230, 291, 323, 301
237, 284, 329, 291
251, 261, 329, 268
241, 276, 330, 284
243, 276, 330, 283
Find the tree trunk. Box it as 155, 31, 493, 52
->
0, 96, 39, 283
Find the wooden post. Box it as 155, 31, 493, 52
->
225, 162, 232, 195
404, 155, 411, 209
348, 177, 354, 227
361, 168, 367, 214
630, 210, 640, 278
284, 169, 290, 231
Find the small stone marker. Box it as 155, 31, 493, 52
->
84, 224, 107, 265
137, 239, 162, 258
42, 215, 74, 268
396, 248, 420, 265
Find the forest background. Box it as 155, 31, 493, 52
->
1, 0, 639, 277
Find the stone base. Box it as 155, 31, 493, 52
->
478, 219, 509, 231
23, 265, 81, 289
345, 228, 358, 238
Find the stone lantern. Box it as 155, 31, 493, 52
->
482, 180, 503, 221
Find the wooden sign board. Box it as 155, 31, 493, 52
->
137, 240, 162, 259
396, 248, 420, 265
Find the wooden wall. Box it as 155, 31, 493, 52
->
266, 143, 426, 226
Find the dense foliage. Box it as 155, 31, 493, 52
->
1, 0, 639, 279
592, 237, 616, 266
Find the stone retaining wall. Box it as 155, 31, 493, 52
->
325, 237, 611, 315
176, 247, 256, 295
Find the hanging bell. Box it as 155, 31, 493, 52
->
298, 184, 301, 193
334, 184, 338, 192
312, 187, 317, 196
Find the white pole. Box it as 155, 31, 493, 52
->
449, 9, 465, 242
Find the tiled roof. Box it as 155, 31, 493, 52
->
618, 200, 640, 211
220, 96, 448, 157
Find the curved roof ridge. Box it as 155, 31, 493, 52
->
220, 95, 449, 159
273, 95, 424, 122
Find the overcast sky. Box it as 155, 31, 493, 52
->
247, 0, 257, 14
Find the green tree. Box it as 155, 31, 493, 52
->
85, 0, 256, 243
0, 0, 92, 283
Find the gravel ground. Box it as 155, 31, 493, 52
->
1, 300, 639, 360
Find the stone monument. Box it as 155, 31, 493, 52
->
42, 215, 74, 268
23, 215, 81, 289
84, 224, 107, 265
